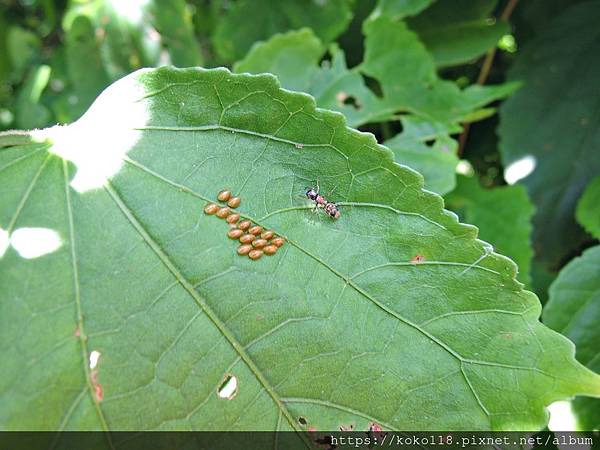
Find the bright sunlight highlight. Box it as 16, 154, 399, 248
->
89, 350, 101, 370
548, 401, 578, 432
504, 155, 536, 185
10, 227, 62, 259
108, 0, 150, 25
456, 160, 475, 176
36, 71, 149, 193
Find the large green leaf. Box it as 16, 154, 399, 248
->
212, 0, 353, 63
1, 68, 599, 432
445, 175, 534, 286
576, 175, 600, 241
543, 246, 600, 430
498, 1, 600, 269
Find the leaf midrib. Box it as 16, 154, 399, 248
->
63, 159, 114, 439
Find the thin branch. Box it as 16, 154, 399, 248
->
457, 0, 520, 157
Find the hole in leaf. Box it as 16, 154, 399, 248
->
336, 92, 362, 110
89, 350, 101, 370
362, 74, 384, 99
217, 374, 238, 400
298, 416, 307, 425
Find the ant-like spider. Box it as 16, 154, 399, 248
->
305, 181, 341, 219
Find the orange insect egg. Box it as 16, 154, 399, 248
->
261, 230, 274, 240
237, 244, 253, 255
249, 225, 263, 235
217, 190, 232, 202
228, 229, 244, 239
263, 245, 277, 255
271, 237, 285, 247
239, 234, 256, 244
204, 203, 219, 215
227, 197, 241, 208
216, 207, 231, 218
238, 220, 252, 231
248, 249, 264, 260
252, 239, 268, 248
226, 213, 240, 224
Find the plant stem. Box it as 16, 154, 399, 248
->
457, 0, 519, 157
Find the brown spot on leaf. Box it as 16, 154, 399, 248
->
410, 254, 425, 264
94, 383, 104, 402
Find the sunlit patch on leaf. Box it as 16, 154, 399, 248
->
35, 69, 149, 193
89, 350, 101, 370
10, 227, 62, 259
504, 155, 536, 185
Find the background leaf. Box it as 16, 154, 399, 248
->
64, 15, 112, 120
543, 246, 600, 430
445, 175, 534, 286
498, 1, 600, 269
1, 68, 598, 432
575, 175, 600, 241
406, 0, 508, 68
234, 28, 323, 94
384, 116, 459, 195
370, 0, 435, 20
212, 0, 354, 63
233, 21, 516, 194
14, 65, 51, 130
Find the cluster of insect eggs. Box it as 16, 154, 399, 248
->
204, 190, 285, 260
